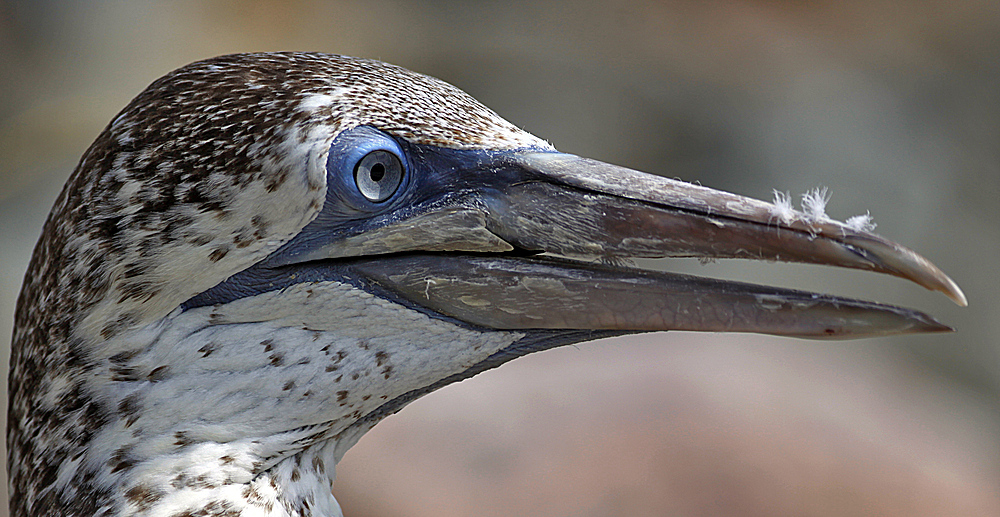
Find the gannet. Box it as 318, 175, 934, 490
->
8, 52, 965, 517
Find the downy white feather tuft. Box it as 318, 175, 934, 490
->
800, 187, 831, 225
845, 211, 877, 233
769, 190, 798, 225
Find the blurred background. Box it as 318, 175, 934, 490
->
1, 0, 998, 515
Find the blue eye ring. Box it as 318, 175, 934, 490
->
326, 126, 409, 210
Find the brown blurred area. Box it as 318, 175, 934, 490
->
1, 1, 997, 516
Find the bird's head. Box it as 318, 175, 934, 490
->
9, 52, 964, 516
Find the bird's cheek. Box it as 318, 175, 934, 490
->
158, 280, 523, 433
78, 165, 328, 344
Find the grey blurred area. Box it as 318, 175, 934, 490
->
1, 0, 997, 515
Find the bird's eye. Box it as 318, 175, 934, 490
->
354, 150, 404, 202
326, 126, 409, 208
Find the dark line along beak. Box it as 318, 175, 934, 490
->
328, 151, 966, 339
499, 153, 966, 307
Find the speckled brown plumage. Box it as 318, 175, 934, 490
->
8, 49, 965, 517
9, 52, 546, 517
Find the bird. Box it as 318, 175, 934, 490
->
7, 52, 966, 517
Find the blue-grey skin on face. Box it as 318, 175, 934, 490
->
8, 53, 965, 517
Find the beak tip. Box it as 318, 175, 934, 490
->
924, 320, 956, 334
943, 280, 968, 307
907, 310, 956, 335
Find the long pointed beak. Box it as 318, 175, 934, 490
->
495, 152, 966, 307
286, 150, 965, 339
350, 254, 953, 339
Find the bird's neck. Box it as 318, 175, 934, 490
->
113, 438, 344, 517
32, 281, 521, 516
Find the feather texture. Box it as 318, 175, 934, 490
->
9, 52, 544, 517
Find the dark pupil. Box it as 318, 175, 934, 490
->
369, 163, 386, 182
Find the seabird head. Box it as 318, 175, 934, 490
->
8, 52, 965, 516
